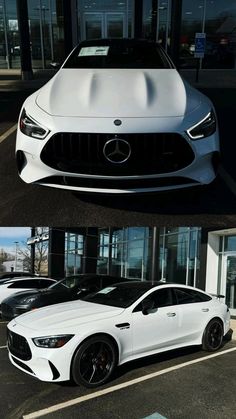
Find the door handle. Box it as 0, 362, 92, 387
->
167, 312, 176, 317
201, 308, 209, 312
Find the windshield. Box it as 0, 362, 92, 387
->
63, 40, 171, 70
82, 283, 152, 308
48, 276, 84, 291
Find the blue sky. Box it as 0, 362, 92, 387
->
0, 227, 31, 255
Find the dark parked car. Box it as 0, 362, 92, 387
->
1, 274, 127, 320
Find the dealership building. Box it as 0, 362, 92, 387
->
27, 227, 236, 317
1, 0, 236, 73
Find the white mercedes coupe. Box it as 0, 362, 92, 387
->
7, 282, 230, 388
16, 39, 219, 193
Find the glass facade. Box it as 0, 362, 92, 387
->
64, 232, 84, 275
97, 227, 201, 284
79, 0, 134, 40
218, 234, 236, 312
0, 0, 64, 69
159, 227, 201, 286
97, 227, 151, 280
181, 0, 236, 68
1, 1, 235, 70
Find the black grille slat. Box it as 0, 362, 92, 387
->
41, 132, 194, 176
7, 330, 32, 361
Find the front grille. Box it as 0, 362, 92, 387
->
7, 330, 32, 361
41, 132, 194, 176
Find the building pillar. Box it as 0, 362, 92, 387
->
82, 228, 99, 274
169, 0, 182, 68
16, 0, 33, 80
197, 228, 210, 290
134, 0, 143, 38
48, 228, 65, 279
62, 0, 75, 56
150, 227, 160, 283
30, 227, 35, 274
151, 0, 158, 41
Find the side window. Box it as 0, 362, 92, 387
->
133, 288, 174, 312
38, 280, 54, 289
8, 280, 37, 289
174, 288, 212, 305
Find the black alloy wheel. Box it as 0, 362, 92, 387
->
72, 336, 117, 388
202, 318, 223, 352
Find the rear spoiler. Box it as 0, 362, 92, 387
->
210, 293, 225, 300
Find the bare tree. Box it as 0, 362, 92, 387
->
18, 228, 49, 275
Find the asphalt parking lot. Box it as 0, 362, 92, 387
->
1, 87, 236, 226
1, 320, 236, 419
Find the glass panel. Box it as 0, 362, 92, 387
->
224, 236, 236, 252
226, 256, 236, 310
181, 0, 236, 69
85, 14, 103, 39
163, 231, 188, 284
106, 13, 124, 38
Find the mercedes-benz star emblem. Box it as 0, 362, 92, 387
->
103, 138, 131, 164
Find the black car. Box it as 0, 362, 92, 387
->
1, 274, 127, 320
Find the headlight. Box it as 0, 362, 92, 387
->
187, 110, 216, 140
19, 108, 50, 139
17, 296, 37, 305
32, 334, 74, 348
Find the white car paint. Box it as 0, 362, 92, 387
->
16, 39, 219, 193
7, 283, 230, 384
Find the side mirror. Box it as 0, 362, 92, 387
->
142, 298, 155, 315
50, 62, 61, 70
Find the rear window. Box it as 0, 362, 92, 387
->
63, 41, 171, 69
174, 288, 212, 305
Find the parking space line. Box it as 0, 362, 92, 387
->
0, 123, 17, 144
0, 321, 8, 324
23, 346, 236, 419
142, 413, 167, 419
0, 346, 7, 349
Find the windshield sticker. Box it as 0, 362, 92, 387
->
79, 46, 109, 56
98, 287, 116, 294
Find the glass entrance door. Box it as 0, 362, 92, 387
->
222, 254, 236, 316
83, 12, 126, 40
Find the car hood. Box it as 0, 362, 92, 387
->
36, 68, 201, 118
3, 288, 64, 303
13, 300, 124, 331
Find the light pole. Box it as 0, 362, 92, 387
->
14, 241, 19, 271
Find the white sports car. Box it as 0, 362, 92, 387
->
16, 39, 219, 193
7, 282, 230, 388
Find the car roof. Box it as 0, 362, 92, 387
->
2, 276, 50, 284
79, 38, 160, 48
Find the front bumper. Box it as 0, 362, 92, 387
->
16, 110, 220, 194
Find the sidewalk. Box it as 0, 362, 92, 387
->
0, 68, 236, 90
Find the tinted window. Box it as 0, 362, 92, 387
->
63, 41, 171, 69
8, 280, 39, 289
38, 279, 55, 289
83, 283, 153, 308
133, 288, 174, 312
174, 288, 212, 305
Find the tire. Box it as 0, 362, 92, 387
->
202, 318, 223, 352
71, 336, 117, 388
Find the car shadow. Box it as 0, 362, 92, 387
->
72, 176, 236, 215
